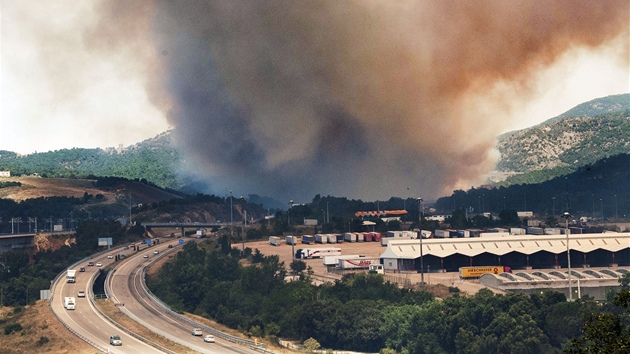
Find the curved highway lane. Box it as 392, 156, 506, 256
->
51, 252, 166, 354
108, 241, 260, 354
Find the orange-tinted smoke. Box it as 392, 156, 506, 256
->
92, 0, 629, 200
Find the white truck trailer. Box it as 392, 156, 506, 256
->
338, 258, 380, 269
295, 247, 341, 259
322, 254, 364, 266
64, 297, 76, 310
66, 269, 76, 283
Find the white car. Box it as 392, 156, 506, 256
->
107, 255, 113, 259
153, 250, 159, 254
204, 334, 215, 343
109, 335, 122, 346
96, 262, 102, 267
77, 291, 85, 298
192, 328, 202, 336
143, 254, 149, 258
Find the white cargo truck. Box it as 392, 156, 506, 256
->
268, 236, 282, 246
66, 269, 76, 283
64, 297, 76, 310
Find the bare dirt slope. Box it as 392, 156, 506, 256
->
0, 176, 180, 205
0, 301, 95, 354
0, 177, 104, 202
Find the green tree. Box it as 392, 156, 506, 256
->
567, 290, 630, 353
303, 337, 321, 353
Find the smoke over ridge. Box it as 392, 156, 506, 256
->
98, 0, 629, 201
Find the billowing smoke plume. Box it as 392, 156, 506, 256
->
98, 0, 629, 201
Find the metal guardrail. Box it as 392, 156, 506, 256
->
49, 253, 112, 353
140, 246, 275, 353
101, 260, 177, 353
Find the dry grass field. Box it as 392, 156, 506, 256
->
0, 301, 96, 354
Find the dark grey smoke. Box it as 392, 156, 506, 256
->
93, 0, 629, 201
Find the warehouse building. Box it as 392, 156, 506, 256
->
379, 232, 630, 273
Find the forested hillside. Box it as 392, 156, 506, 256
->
497, 109, 630, 174
0, 131, 184, 190
437, 153, 630, 218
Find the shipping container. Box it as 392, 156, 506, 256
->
269, 236, 282, 246
545, 228, 563, 235
315, 234, 328, 244
371, 232, 382, 242
510, 228, 526, 235
434, 229, 450, 238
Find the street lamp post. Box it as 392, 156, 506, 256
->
230, 190, 233, 238
289, 200, 294, 260
563, 211, 572, 301
417, 197, 424, 287
242, 210, 247, 253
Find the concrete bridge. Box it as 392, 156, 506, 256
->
141, 222, 229, 237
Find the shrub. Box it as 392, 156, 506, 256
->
36, 336, 50, 346
4, 323, 23, 335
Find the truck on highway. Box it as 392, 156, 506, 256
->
459, 266, 512, 279
295, 247, 341, 259
64, 297, 76, 310
66, 269, 76, 283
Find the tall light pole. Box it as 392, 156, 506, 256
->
242, 210, 247, 253
417, 197, 424, 287
563, 211, 572, 301
230, 190, 233, 238
288, 200, 293, 228
614, 194, 618, 220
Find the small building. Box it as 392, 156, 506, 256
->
0, 171, 10, 177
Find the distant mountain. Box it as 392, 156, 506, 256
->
495, 94, 630, 185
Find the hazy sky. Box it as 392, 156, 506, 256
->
1, 1, 628, 201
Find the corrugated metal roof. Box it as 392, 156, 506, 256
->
380, 232, 630, 259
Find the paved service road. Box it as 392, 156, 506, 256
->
108, 240, 259, 354
51, 252, 165, 354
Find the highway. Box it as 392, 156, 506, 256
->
51, 252, 165, 354
106, 240, 260, 354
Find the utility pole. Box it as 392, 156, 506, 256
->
417, 197, 424, 287
242, 210, 247, 253
563, 211, 572, 301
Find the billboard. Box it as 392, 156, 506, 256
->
98, 237, 113, 246
303, 219, 318, 226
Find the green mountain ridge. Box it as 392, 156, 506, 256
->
495, 94, 630, 187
